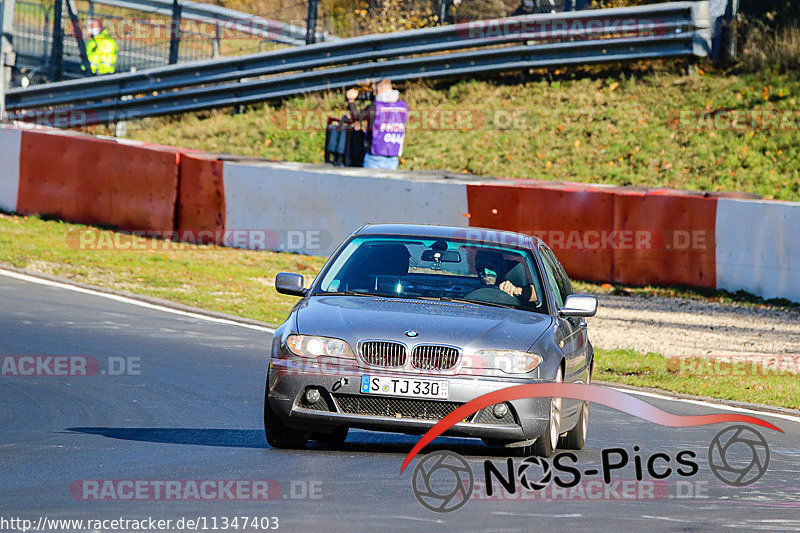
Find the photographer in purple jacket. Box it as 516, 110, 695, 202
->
346, 79, 409, 170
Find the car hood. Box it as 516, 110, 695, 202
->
295, 296, 551, 352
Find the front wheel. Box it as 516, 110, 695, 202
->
264, 388, 309, 450
533, 365, 563, 458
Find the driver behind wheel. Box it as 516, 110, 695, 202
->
501, 262, 539, 305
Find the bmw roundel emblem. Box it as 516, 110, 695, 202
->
405, 330, 419, 338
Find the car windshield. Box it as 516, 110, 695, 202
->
315, 235, 547, 313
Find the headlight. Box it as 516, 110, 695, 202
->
286, 335, 355, 359
469, 349, 542, 374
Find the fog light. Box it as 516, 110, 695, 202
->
305, 389, 321, 404
493, 403, 509, 419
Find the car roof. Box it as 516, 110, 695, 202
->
354, 223, 543, 248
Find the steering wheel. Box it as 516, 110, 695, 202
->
463, 286, 519, 306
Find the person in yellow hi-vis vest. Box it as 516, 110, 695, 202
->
85, 19, 118, 75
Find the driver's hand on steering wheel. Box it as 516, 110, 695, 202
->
499, 281, 539, 304
499, 280, 522, 297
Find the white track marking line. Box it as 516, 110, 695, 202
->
0, 269, 274, 333
615, 387, 800, 424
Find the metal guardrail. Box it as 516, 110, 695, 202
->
5, 2, 711, 127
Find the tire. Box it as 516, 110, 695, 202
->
311, 426, 348, 445
533, 365, 563, 458
560, 362, 591, 450
559, 400, 588, 450
264, 387, 309, 450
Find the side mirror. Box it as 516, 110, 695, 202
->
559, 295, 597, 317
275, 273, 306, 297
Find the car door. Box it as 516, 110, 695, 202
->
539, 246, 588, 392
541, 245, 591, 384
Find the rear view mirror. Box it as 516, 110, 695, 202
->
421, 249, 461, 263
275, 273, 306, 296
559, 295, 597, 317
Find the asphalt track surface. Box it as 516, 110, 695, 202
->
1, 272, 799, 532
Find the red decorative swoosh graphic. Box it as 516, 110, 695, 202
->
400, 383, 782, 473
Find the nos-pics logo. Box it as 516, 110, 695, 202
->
402, 384, 779, 513
411, 425, 770, 513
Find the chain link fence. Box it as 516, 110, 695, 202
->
13, 1, 213, 78
7, 0, 294, 85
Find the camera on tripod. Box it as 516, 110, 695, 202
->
324, 84, 375, 167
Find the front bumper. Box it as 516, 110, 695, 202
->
267, 357, 551, 443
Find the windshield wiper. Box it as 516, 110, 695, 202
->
322, 290, 393, 298
320, 291, 515, 309
437, 296, 517, 309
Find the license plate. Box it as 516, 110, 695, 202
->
360, 374, 449, 400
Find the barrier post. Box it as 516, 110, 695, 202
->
50, 0, 64, 81
438, 0, 451, 24
168, 0, 182, 65
65, 0, 92, 74
305, 0, 318, 44
0, 0, 16, 120
720, 0, 739, 62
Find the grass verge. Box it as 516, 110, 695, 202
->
1, 212, 797, 408
594, 348, 799, 410
0, 212, 325, 324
